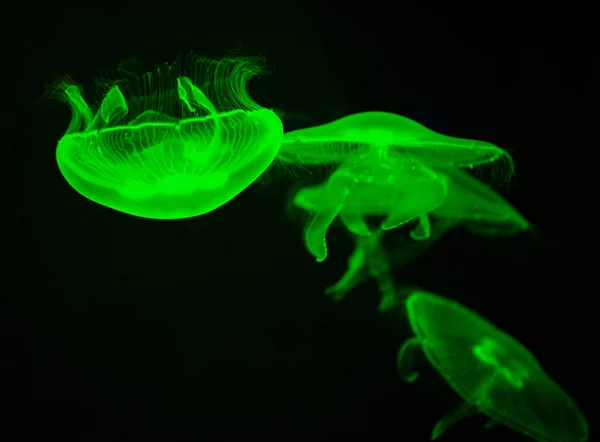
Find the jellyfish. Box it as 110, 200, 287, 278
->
322, 166, 531, 303
396, 290, 588, 441
295, 149, 529, 307
54, 54, 283, 219
277, 111, 513, 174
292, 150, 448, 262
426, 165, 531, 236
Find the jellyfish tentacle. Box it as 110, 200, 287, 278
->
339, 210, 371, 236
303, 174, 356, 263
375, 271, 396, 311
99, 85, 128, 125
431, 402, 479, 440
324, 230, 376, 299
177, 76, 218, 115
324, 244, 366, 300
303, 207, 342, 263
358, 229, 396, 311
409, 214, 432, 240
64, 85, 93, 132
176, 76, 227, 172
382, 175, 447, 231
381, 207, 421, 231
396, 337, 423, 383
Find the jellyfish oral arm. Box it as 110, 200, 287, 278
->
301, 174, 356, 263
381, 177, 447, 232
375, 270, 396, 312
177, 76, 218, 115
339, 209, 371, 236
409, 214, 432, 240
431, 402, 480, 440
176, 76, 221, 152
360, 230, 396, 311
64, 85, 93, 131
304, 202, 345, 263
396, 337, 423, 383
323, 227, 397, 310
98, 86, 128, 125
324, 241, 368, 300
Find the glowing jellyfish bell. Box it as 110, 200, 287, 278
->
55, 55, 283, 219
277, 111, 513, 173
396, 290, 588, 441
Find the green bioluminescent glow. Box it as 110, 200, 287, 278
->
324, 220, 458, 311
55, 55, 283, 219
291, 148, 530, 307
293, 151, 448, 262
277, 111, 513, 173
396, 290, 588, 442
426, 165, 531, 237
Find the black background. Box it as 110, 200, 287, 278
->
3, 1, 595, 441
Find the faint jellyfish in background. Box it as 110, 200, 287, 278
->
419, 165, 532, 239
312, 158, 531, 310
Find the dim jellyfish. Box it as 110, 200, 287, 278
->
277, 111, 513, 173
324, 219, 458, 311
324, 167, 531, 303
54, 54, 283, 219
424, 165, 531, 238
396, 290, 588, 441
292, 150, 448, 262
302, 154, 530, 306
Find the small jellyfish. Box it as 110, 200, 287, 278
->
293, 151, 448, 262
396, 290, 588, 441
54, 54, 283, 219
277, 111, 513, 173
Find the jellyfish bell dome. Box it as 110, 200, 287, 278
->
55, 55, 283, 219
397, 291, 588, 442
278, 111, 513, 173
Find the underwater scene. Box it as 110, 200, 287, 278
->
8, 1, 593, 441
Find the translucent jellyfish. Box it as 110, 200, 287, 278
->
277, 111, 513, 173
54, 55, 283, 219
292, 150, 448, 262
423, 165, 532, 239
396, 290, 588, 441
323, 166, 530, 304
294, 150, 529, 306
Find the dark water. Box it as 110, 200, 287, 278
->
4, 2, 595, 441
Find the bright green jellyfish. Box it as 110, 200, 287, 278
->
277, 111, 513, 173
292, 151, 448, 262
396, 290, 588, 441
55, 55, 283, 219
